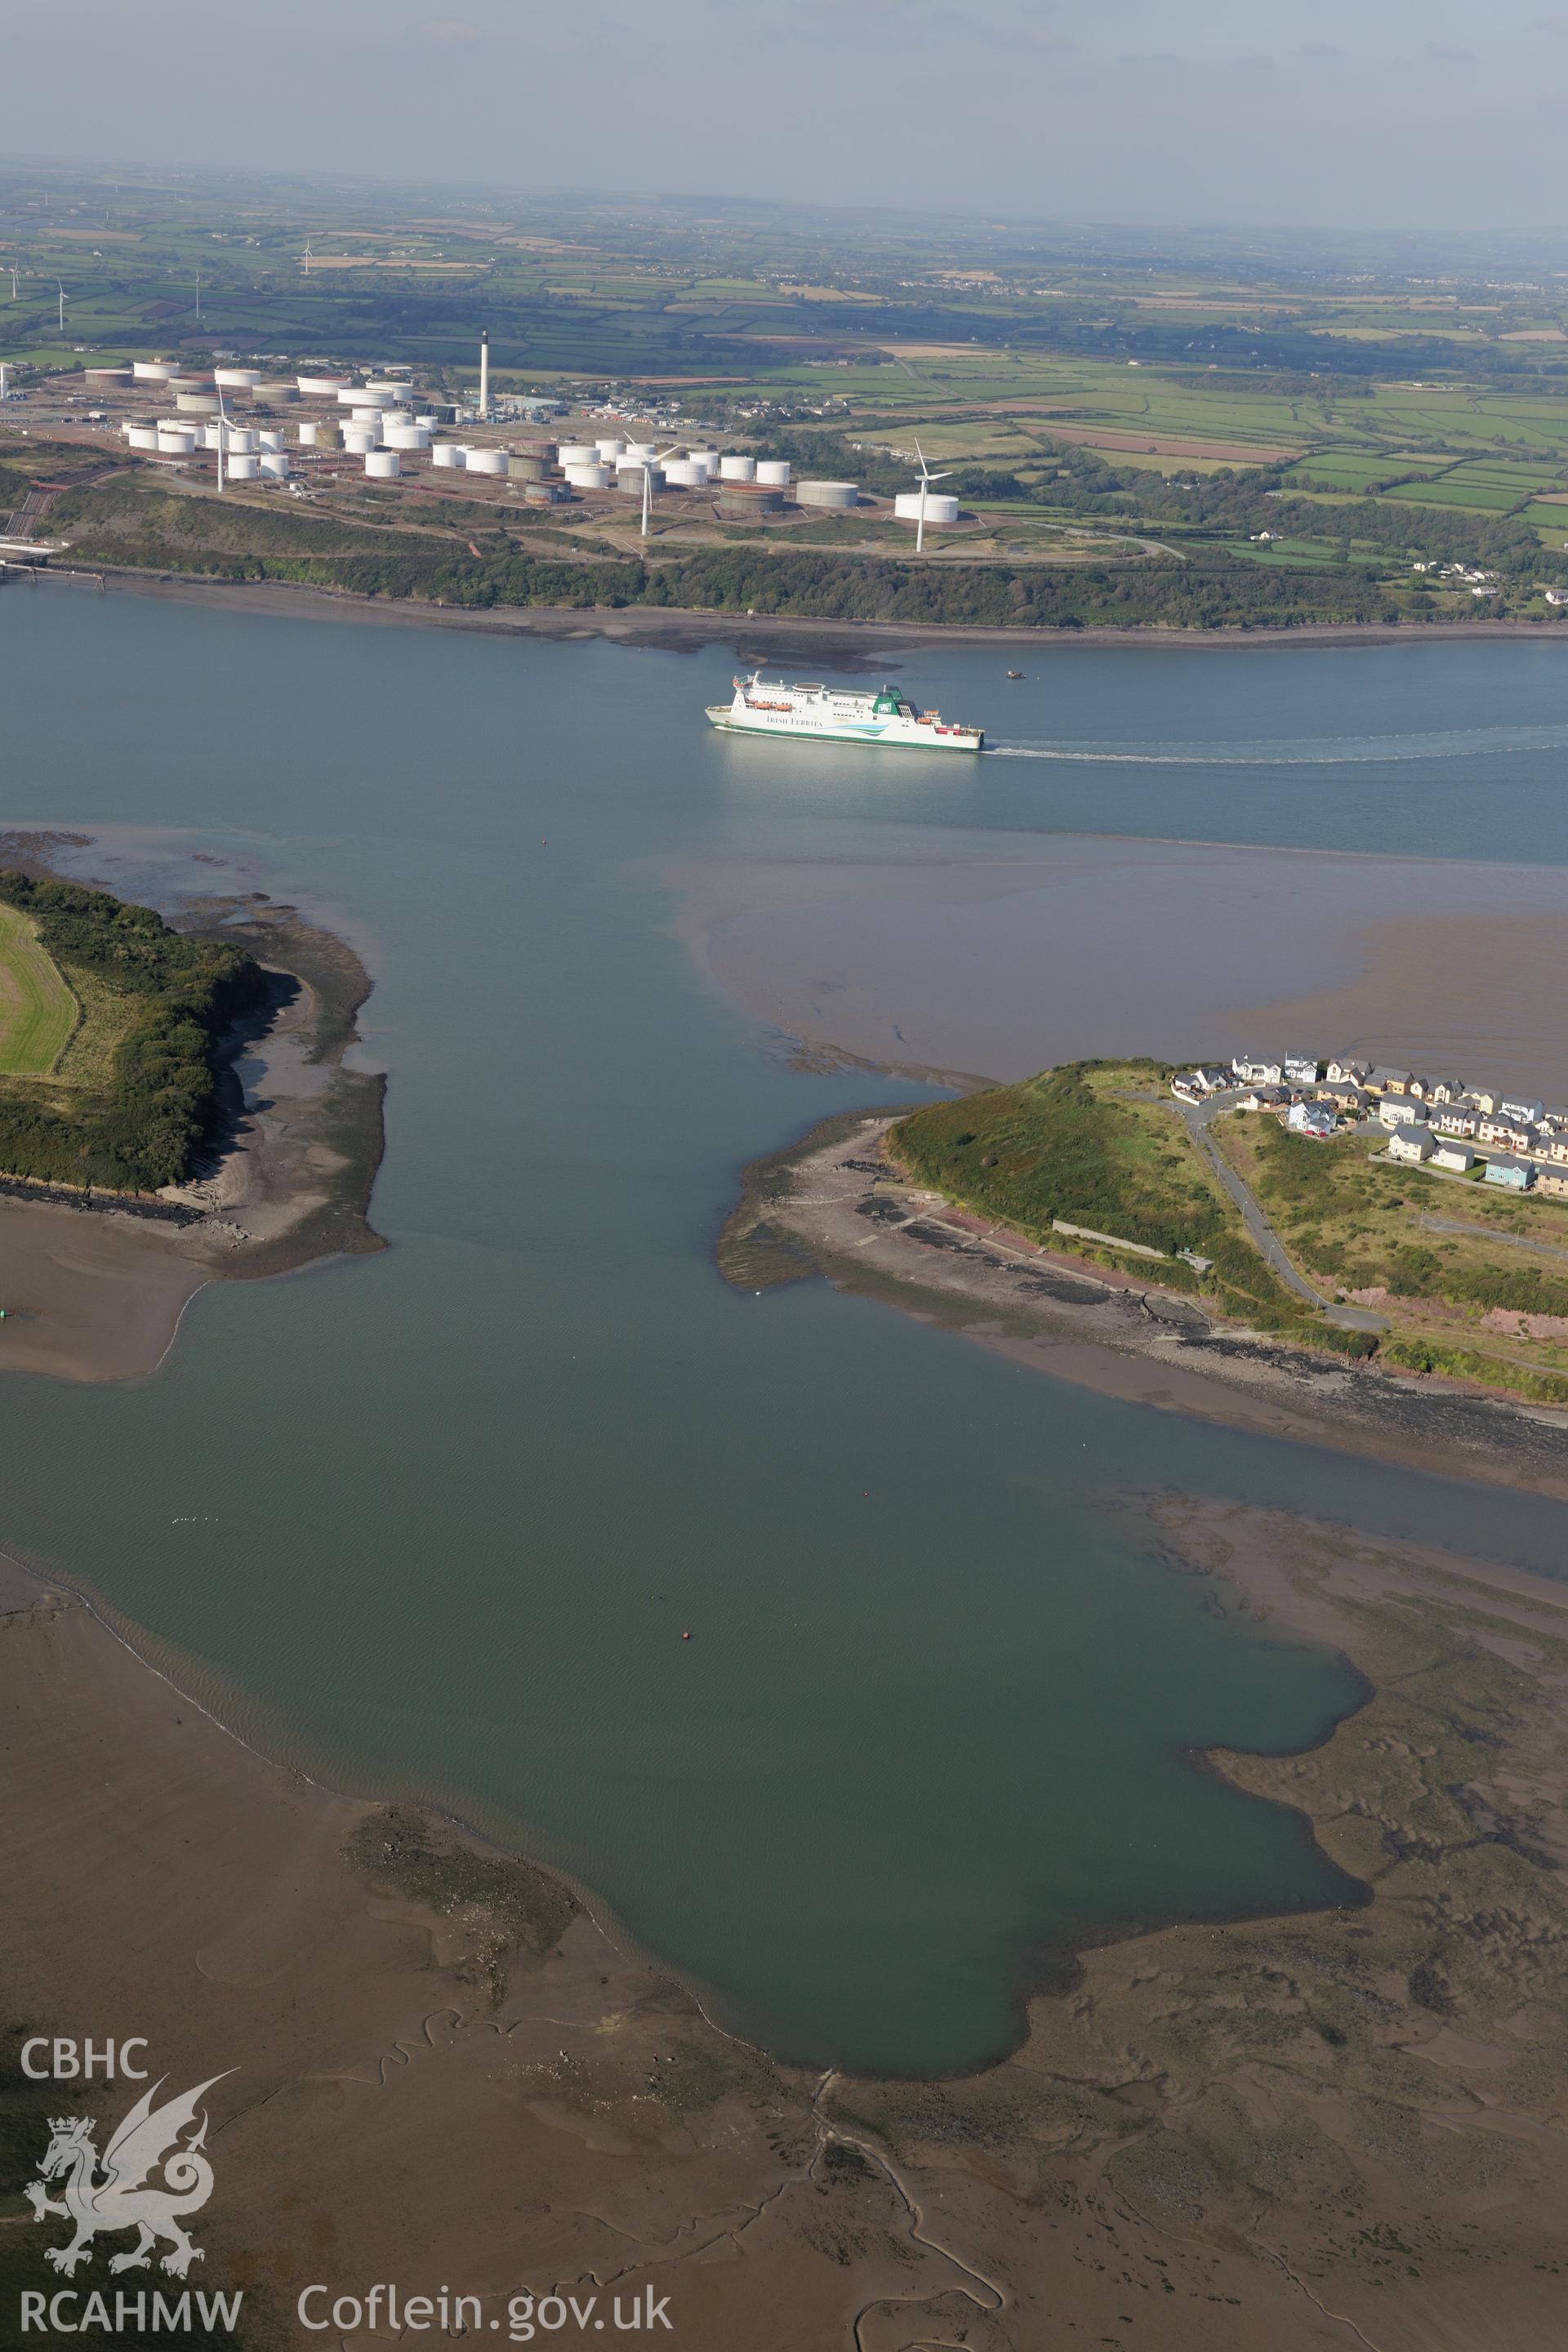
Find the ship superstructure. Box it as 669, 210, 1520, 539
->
706, 675, 983, 751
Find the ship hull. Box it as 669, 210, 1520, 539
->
706, 706, 982, 751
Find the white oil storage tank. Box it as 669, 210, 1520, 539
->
382, 426, 430, 451
177, 392, 220, 415
755, 461, 791, 487
365, 449, 401, 479
342, 429, 377, 453
894, 492, 959, 524
622, 441, 657, 461
595, 437, 626, 462
297, 375, 350, 396
797, 479, 858, 509
661, 460, 706, 488
257, 430, 284, 452
131, 360, 175, 381
430, 443, 466, 469
463, 448, 509, 476
557, 443, 598, 466
86, 366, 131, 386
155, 427, 197, 452
213, 368, 262, 390
126, 426, 162, 449
226, 453, 259, 480
225, 428, 258, 453
719, 454, 755, 481
260, 452, 290, 479
564, 462, 611, 489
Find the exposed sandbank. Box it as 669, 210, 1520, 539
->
0, 850, 385, 1383
9, 1492, 1568, 2348
669, 835, 1568, 1098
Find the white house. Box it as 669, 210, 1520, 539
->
1283, 1055, 1324, 1087
1432, 1143, 1477, 1174
1388, 1129, 1436, 1165
1327, 1058, 1371, 1085
1379, 1098, 1428, 1129
1232, 1057, 1284, 1086
1288, 1101, 1337, 1138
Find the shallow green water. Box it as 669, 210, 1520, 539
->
6, 592, 1568, 2075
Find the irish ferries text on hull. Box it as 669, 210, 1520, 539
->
706, 675, 984, 751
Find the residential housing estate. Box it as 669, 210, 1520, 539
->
1169, 1055, 1568, 1196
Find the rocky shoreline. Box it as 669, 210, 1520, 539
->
721, 1108, 1568, 1496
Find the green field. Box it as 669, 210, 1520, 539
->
0, 901, 76, 1076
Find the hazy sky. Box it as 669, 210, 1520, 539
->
11, 0, 1568, 229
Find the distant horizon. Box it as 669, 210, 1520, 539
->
4, 0, 1568, 234
5, 150, 1568, 261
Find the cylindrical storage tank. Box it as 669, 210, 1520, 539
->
155, 428, 197, 452
894, 492, 959, 524
557, 443, 598, 466
296, 420, 322, 446
507, 454, 546, 480
176, 392, 220, 414
365, 449, 401, 479
225, 428, 258, 453
564, 462, 612, 489
162, 376, 205, 393
797, 479, 859, 509
755, 460, 791, 487
256, 429, 283, 452
351, 407, 386, 425
622, 440, 657, 461
256, 382, 298, 404
131, 360, 175, 381
226, 453, 259, 480
297, 375, 350, 396
382, 425, 430, 451
717, 484, 782, 519
719, 454, 756, 481
261, 452, 290, 479
430, 443, 466, 469
595, 437, 626, 462
86, 366, 131, 385
363, 380, 408, 397
342, 429, 376, 454
616, 461, 660, 492
464, 448, 509, 477
213, 368, 262, 389
127, 426, 162, 449
661, 460, 706, 488
201, 425, 225, 449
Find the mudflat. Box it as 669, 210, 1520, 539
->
8, 1495, 1568, 2350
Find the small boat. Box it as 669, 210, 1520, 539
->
1006, 670, 1024, 679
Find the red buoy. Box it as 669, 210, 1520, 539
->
681, 1629, 691, 1642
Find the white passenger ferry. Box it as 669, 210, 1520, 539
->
706, 674, 983, 751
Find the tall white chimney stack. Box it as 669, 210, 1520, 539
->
479, 329, 489, 421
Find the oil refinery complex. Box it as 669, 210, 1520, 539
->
17, 336, 966, 538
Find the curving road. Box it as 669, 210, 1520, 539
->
1179, 1090, 1389, 1334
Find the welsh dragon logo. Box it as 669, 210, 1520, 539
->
24, 2074, 232, 2279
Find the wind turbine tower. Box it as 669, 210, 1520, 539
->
301, 239, 313, 275
639, 446, 681, 539
911, 440, 951, 555
7, 267, 16, 300
56, 280, 65, 336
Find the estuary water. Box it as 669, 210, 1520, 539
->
7, 590, 1568, 2076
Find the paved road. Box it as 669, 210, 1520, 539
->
1179, 1091, 1390, 1334
1419, 1213, 1568, 1262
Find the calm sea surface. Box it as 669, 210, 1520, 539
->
7, 592, 1568, 2074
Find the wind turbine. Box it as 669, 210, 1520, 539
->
56, 280, 65, 336
213, 377, 229, 492
301, 239, 313, 276
639, 443, 681, 540
7, 267, 16, 300
194, 268, 202, 324
911, 438, 951, 555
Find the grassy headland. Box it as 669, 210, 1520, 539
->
0, 873, 261, 1191
889, 1061, 1308, 1326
